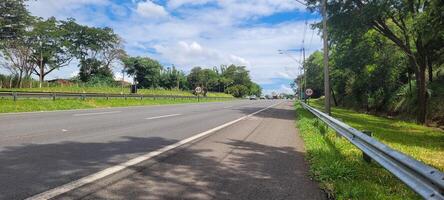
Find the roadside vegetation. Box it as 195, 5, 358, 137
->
297, 0, 444, 125
0, 97, 231, 113
295, 100, 444, 199
0, 86, 233, 97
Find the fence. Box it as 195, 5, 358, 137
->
0, 91, 233, 101
301, 102, 444, 200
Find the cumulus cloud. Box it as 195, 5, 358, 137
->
154, 41, 249, 68
136, 1, 168, 18
24, 0, 321, 92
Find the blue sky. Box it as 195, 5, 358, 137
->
26, 0, 321, 94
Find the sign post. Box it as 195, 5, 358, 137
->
195, 87, 202, 102
305, 88, 313, 105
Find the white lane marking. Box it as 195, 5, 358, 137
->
72, 111, 121, 117
145, 114, 181, 120
223, 106, 234, 109
61, 129, 68, 132
25, 101, 282, 200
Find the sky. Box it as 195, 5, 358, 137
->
25, 0, 322, 95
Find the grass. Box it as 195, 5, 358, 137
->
0, 86, 234, 98
295, 100, 444, 199
0, 98, 233, 113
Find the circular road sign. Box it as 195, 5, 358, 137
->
305, 88, 313, 96
195, 87, 202, 94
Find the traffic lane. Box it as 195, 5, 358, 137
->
1, 100, 276, 147
0, 100, 280, 200
72, 101, 325, 200
0, 100, 259, 141
0, 100, 272, 146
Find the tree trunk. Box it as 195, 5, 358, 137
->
39, 70, 44, 88
18, 70, 23, 88
427, 59, 433, 83
416, 66, 427, 124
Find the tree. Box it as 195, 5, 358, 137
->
301, 51, 324, 98
0, 40, 34, 88
0, 0, 30, 42
226, 85, 249, 98
160, 65, 187, 89
61, 19, 123, 83
308, 0, 444, 123
249, 82, 262, 96
187, 67, 204, 89
29, 17, 73, 87
122, 56, 163, 88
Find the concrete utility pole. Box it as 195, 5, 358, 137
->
322, 0, 331, 115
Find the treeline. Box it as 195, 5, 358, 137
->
300, 0, 444, 124
0, 0, 261, 97
122, 56, 261, 97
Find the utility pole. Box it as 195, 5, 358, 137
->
322, 0, 331, 115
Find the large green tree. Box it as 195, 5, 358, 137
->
29, 17, 73, 87
0, 0, 30, 42
307, 0, 444, 123
122, 56, 163, 88
61, 19, 123, 83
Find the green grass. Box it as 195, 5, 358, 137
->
296, 99, 444, 199
0, 86, 234, 97
309, 98, 444, 171
0, 98, 233, 113
295, 103, 420, 199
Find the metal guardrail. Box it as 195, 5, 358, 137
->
0, 91, 234, 101
301, 102, 444, 200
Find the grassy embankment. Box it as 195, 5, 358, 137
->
295, 99, 444, 200
0, 86, 233, 97
0, 86, 234, 113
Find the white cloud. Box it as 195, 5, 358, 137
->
167, 0, 214, 9
27, 0, 109, 20
154, 41, 249, 69
24, 0, 322, 92
136, 1, 168, 18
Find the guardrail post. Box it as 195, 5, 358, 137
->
52, 93, 56, 101
81, 94, 85, 100
12, 92, 17, 101
124, 94, 127, 100
106, 95, 109, 100
362, 130, 373, 163
140, 96, 143, 100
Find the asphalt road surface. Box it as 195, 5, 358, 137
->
0, 100, 324, 200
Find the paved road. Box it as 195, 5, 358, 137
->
59, 101, 325, 200
0, 100, 294, 199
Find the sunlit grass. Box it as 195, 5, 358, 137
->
0, 98, 233, 113
295, 102, 421, 199
0, 86, 234, 97
309, 98, 444, 171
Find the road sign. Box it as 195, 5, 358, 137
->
305, 88, 313, 96
195, 87, 202, 94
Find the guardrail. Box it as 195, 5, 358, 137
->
301, 102, 444, 200
0, 91, 234, 101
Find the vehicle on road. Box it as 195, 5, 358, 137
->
259, 95, 266, 99
249, 95, 257, 100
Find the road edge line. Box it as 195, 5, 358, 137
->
25, 101, 283, 200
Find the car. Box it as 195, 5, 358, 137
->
249, 95, 257, 100
259, 95, 266, 100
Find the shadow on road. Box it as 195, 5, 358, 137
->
0, 137, 178, 200
79, 140, 325, 199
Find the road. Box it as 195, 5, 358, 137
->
0, 100, 324, 200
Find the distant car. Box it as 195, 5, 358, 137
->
259, 95, 266, 100
249, 95, 257, 100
